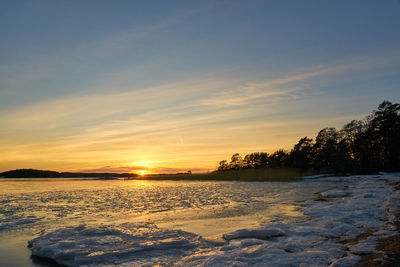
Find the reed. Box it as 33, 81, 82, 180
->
140, 168, 315, 182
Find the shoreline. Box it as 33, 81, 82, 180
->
2, 175, 399, 266
329, 179, 400, 266
355, 180, 400, 266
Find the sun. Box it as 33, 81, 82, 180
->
138, 170, 148, 176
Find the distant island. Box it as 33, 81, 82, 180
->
0, 168, 138, 178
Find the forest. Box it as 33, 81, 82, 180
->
218, 101, 400, 174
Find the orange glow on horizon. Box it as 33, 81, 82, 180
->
138, 170, 148, 176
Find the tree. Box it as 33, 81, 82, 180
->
258, 152, 269, 168
218, 160, 229, 171
215, 100, 400, 174
243, 153, 255, 169
313, 128, 339, 172
289, 137, 314, 169
369, 101, 400, 171
230, 153, 244, 170
269, 149, 289, 168
338, 120, 365, 172
243, 152, 269, 169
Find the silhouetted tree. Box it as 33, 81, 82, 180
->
289, 137, 314, 169
269, 149, 289, 168
243, 152, 269, 169
243, 153, 255, 169
218, 160, 230, 171
258, 152, 269, 168
215, 101, 400, 174
370, 101, 400, 171
337, 120, 365, 172
230, 153, 244, 170
313, 127, 339, 172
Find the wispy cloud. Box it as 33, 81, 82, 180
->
5, 48, 397, 133
202, 50, 400, 107
1, 49, 399, 172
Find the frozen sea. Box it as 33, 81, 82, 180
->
0, 174, 399, 266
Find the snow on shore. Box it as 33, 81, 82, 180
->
28, 222, 214, 266
28, 174, 400, 266
178, 175, 400, 266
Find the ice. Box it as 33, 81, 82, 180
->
18, 174, 400, 266
320, 190, 351, 198
379, 172, 400, 179
302, 174, 335, 179
1, 180, 323, 233
0, 215, 40, 231
28, 222, 212, 266
223, 228, 285, 241
349, 236, 378, 255
177, 175, 400, 266
329, 253, 361, 267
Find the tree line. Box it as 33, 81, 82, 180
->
218, 101, 400, 174
0, 168, 138, 178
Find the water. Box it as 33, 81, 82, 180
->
0, 178, 337, 235
1, 176, 397, 266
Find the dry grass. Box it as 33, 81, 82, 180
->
140, 168, 315, 182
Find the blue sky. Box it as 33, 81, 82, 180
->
1, 0, 400, 172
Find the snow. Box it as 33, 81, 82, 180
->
349, 236, 378, 255
320, 189, 351, 198
177, 175, 400, 266
329, 253, 362, 267
223, 228, 285, 241
28, 222, 212, 266
302, 173, 334, 179
25, 174, 400, 266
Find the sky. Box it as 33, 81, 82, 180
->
1, 0, 400, 174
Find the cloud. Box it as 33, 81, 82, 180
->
4, 49, 393, 135
1, 49, 399, 172
201, 51, 400, 108
1, 51, 397, 145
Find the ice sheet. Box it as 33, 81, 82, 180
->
28, 222, 212, 266
178, 175, 400, 266
24, 174, 400, 266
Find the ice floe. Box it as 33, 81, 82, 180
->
302, 173, 335, 179
223, 228, 285, 241
27, 174, 400, 266
28, 222, 212, 266
177, 175, 400, 266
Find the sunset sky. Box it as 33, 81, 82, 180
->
1, 1, 400, 173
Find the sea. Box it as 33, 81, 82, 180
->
0, 175, 399, 266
